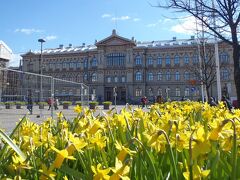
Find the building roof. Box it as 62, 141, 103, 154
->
0, 40, 12, 60
21, 31, 218, 56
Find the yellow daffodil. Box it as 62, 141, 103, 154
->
110, 158, 130, 180
183, 164, 210, 180
66, 133, 87, 155
51, 146, 76, 168
115, 141, 136, 162
74, 105, 82, 114
91, 164, 110, 180
39, 164, 57, 180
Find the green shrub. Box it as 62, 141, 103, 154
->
5, 102, 15, 105
62, 101, 72, 105
15, 101, 26, 105
89, 101, 99, 105
103, 101, 112, 105
75, 101, 82, 106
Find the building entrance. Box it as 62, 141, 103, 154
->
104, 87, 126, 105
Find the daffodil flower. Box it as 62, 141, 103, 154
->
110, 158, 130, 180
183, 164, 210, 180
91, 163, 110, 180
51, 146, 76, 168
115, 141, 136, 162
74, 105, 82, 114
39, 164, 57, 180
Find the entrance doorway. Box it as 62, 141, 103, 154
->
104, 87, 126, 105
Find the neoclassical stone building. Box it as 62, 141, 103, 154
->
0, 41, 12, 101
21, 30, 235, 104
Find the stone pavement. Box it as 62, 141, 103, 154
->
0, 104, 142, 134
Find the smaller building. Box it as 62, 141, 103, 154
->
0, 41, 13, 101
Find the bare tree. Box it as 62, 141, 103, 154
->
157, 0, 240, 107
187, 42, 218, 100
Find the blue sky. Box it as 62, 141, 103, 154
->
0, 0, 196, 66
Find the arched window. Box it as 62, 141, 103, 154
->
176, 87, 181, 97
107, 53, 125, 66
83, 73, 88, 81
135, 72, 142, 81
70, 62, 75, 69
184, 71, 190, 80
157, 88, 162, 95
174, 55, 180, 65
63, 62, 69, 69
184, 55, 189, 64
148, 88, 153, 96
185, 87, 190, 96
147, 56, 153, 65
220, 52, 229, 64
166, 71, 171, 80
76, 61, 81, 68
148, 72, 153, 81
157, 56, 162, 65
221, 69, 230, 80
135, 55, 142, 65
175, 71, 180, 81
166, 55, 171, 66
114, 76, 118, 83
91, 57, 98, 67
121, 76, 126, 83
157, 72, 162, 81
106, 76, 111, 83
192, 54, 199, 64
76, 74, 81, 82
92, 73, 97, 82
84, 58, 88, 68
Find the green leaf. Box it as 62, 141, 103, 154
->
0, 129, 26, 161
59, 165, 87, 179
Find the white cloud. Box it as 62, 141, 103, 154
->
45, 35, 57, 41
133, 18, 141, 22
147, 23, 158, 28
15, 28, 43, 35
9, 53, 22, 67
111, 16, 130, 21
170, 16, 196, 34
102, 14, 112, 18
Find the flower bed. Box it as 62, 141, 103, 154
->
0, 101, 240, 179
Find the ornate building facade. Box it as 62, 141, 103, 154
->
21, 30, 235, 104
0, 41, 12, 101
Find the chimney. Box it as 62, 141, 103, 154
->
132, 37, 134, 41
173, 37, 177, 41
95, 39, 98, 44
69, 43, 72, 48
59, 44, 64, 49
82, 43, 85, 46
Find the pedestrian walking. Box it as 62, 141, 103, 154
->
54, 98, 59, 110
141, 96, 148, 108
47, 97, 53, 110
209, 97, 217, 107
27, 94, 33, 114
221, 95, 233, 111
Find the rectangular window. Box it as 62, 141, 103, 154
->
135, 89, 142, 97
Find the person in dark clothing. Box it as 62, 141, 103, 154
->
209, 97, 217, 106
27, 95, 33, 114
141, 96, 148, 108
221, 95, 233, 111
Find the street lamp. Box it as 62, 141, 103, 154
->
38, 38, 46, 118
113, 86, 117, 108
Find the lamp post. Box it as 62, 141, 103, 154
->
113, 86, 117, 108
38, 38, 45, 118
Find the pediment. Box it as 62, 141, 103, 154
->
96, 31, 136, 47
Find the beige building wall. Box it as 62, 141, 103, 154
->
21, 30, 236, 104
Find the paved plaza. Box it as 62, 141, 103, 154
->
0, 104, 141, 134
